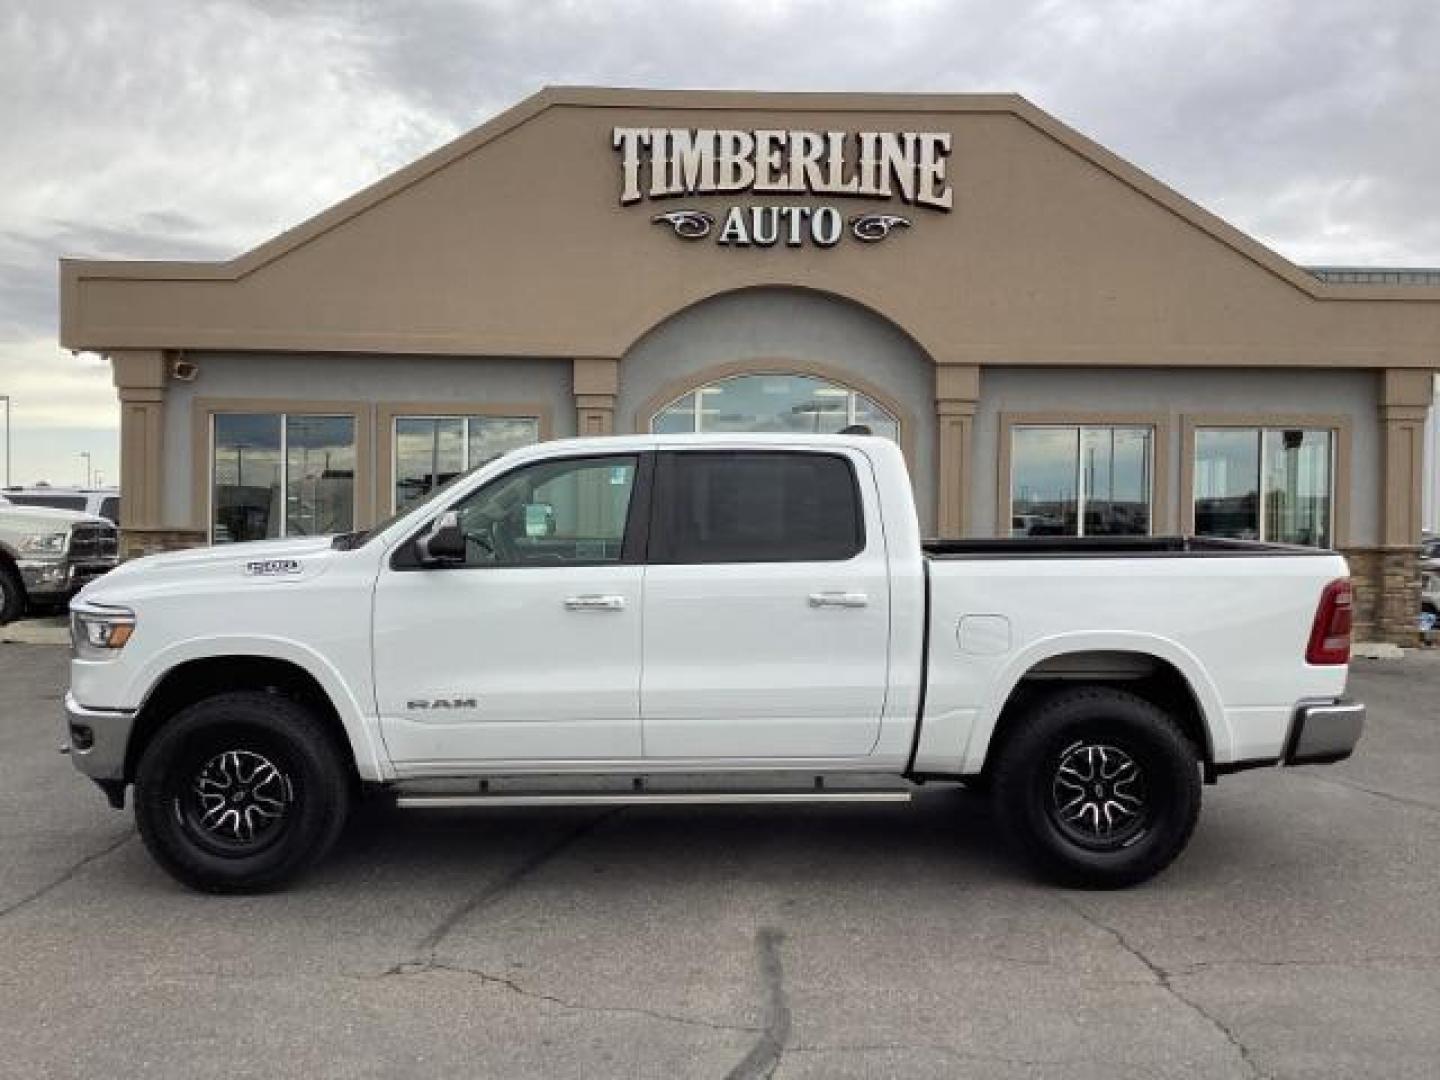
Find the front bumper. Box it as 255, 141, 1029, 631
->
62, 691, 134, 782
1283, 699, 1365, 766
19, 559, 117, 601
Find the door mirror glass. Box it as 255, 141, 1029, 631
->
523, 502, 555, 538
415, 510, 466, 565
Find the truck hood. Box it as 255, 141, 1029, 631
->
0, 505, 110, 529
75, 535, 338, 606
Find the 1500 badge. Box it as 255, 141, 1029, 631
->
245, 559, 302, 576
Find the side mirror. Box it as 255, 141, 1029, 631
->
523, 502, 555, 539
415, 510, 466, 565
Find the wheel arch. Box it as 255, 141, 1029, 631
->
124, 646, 383, 784
962, 633, 1229, 778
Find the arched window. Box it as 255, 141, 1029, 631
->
649, 373, 899, 441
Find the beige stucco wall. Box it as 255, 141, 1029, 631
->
62, 90, 1440, 371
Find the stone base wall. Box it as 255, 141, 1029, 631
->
1341, 546, 1420, 646
120, 528, 208, 561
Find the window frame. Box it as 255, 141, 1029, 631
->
376, 401, 552, 515
633, 363, 917, 471
1181, 414, 1350, 548
650, 373, 899, 438
646, 449, 868, 566
390, 452, 654, 571
195, 398, 370, 545
998, 413, 1168, 539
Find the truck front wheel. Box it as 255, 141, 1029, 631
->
133, 692, 351, 893
0, 562, 24, 624
991, 687, 1201, 888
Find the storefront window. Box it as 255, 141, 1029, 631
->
285, 416, 356, 537
212, 413, 354, 543
649, 373, 899, 442
393, 415, 539, 512
1194, 427, 1332, 546
1010, 425, 1153, 537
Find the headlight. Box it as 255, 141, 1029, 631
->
71, 608, 136, 660
21, 531, 69, 556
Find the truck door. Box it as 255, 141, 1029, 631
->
373, 453, 649, 766
641, 449, 890, 759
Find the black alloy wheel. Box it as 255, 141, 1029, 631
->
992, 686, 1201, 888
134, 691, 351, 893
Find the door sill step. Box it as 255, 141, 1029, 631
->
395, 789, 912, 809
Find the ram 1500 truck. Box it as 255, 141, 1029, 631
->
64, 434, 1363, 893
1, 498, 119, 623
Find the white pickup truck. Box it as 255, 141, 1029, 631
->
64, 434, 1363, 893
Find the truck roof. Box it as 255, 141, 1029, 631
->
507, 432, 896, 459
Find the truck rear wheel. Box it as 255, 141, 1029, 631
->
991, 687, 1201, 888
133, 692, 351, 893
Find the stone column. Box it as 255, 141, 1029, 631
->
935, 363, 980, 538
1371, 368, 1436, 644
110, 350, 167, 541
573, 357, 619, 436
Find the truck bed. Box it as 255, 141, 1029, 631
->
924, 535, 1335, 559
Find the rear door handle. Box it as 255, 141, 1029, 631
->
808, 591, 869, 609
564, 594, 626, 612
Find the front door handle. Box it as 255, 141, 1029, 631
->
564, 594, 627, 612
808, 591, 869, 609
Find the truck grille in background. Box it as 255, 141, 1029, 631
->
69, 523, 119, 561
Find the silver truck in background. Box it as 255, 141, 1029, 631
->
0, 495, 119, 623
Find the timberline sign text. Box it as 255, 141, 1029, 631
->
613, 127, 952, 247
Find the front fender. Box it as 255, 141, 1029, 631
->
126, 634, 390, 781
958, 630, 1232, 776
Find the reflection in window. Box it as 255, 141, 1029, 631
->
213, 413, 355, 543
1194, 428, 1332, 547
394, 416, 539, 512
451, 456, 637, 566
649, 373, 899, 442
1011, 426, 1152, 537
285, 416, 356, 537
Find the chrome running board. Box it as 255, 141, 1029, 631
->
396, 789, 912, 809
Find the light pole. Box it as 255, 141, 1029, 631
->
0, 395, 10, 487
79, 450, 92, 488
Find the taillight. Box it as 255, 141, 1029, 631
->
1306, 578, 1353, 665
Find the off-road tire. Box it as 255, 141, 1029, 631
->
991, 686, 1201, 888
0, 562, 25, 625
134, 691, 351, 893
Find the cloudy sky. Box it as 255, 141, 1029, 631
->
2, 0, 1438, 487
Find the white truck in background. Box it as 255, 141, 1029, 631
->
63, 434, 1363, 892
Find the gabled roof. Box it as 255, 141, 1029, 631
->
59, 87, 1440, 365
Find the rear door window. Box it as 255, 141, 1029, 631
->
650, 451, 864, 564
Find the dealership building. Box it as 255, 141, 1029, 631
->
59, 89, 1440, 642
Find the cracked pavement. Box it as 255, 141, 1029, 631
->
2, 645, 1438, 1078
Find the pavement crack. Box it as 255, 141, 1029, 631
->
1062, 898, 1263, 1078
377, 958, 759, 1033
1288, 771, 1440, 816
0, 830, 134, 921
1171, 955, 1440, 975
724, 927, 791, 1080
414, 809, 618, 957
787, 1043, 1112, 1068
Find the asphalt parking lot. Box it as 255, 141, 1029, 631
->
1, 644, 1437, 1079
